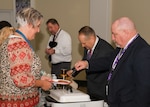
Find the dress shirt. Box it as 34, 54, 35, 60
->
47, 28, 72, 64
87, 36, 99, 55
86, 36, 99, 69
123, 33, 138, 50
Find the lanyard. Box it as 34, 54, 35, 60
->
112, 35, 139, 70
16, 30, 33, 51
107, 35, 139, 81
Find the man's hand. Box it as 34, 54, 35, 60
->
74, 60, 89, 71
45, 48, 49, 54
66, 70, 73, 77
45, 48, 55, 55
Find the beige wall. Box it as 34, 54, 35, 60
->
0, 0, 13, 9
112, 0, 150, 44
0, 0, 14, 25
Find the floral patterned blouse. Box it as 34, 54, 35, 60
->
0, 35, 41, 107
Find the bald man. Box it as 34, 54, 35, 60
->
107, 17, 150, 107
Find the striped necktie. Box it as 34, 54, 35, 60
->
87, 50, 92, 60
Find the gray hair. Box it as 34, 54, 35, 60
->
16, 7, 43, 28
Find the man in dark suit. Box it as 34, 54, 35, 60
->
68, 26, 114, 102
107, 17, 150, 107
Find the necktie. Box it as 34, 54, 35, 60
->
87, 50, 92, 60
53, 35, 56, 42
108, 48, 125, 81
48, 35, 56, 61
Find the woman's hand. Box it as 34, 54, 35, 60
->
35, 76, 52, 91
41, 75, 51, 81
40, 80, 52, 91
40, 75, 52, 90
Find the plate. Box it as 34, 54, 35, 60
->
50, 79, 71, 85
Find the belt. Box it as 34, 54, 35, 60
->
52, 62, 71, 65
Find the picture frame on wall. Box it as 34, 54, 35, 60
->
13, 0, 34, 27
15, 0, 31, 14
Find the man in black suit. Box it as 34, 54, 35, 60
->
68, 26, 114, 102
107, 17, 150, 107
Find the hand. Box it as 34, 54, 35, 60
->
41, 80, 52, 91
74, 60, 89, 71
45, 48, 49, 54
35, 76, 52, 91
45, 48, 55, 55
41, 75, 51, 81
66, 70, 73, 77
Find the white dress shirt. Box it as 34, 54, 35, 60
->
87, 36, 99, 55
47, 29, 72, 64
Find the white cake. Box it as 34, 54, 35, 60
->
49, 89, 91, 103
50, 100, 104, 107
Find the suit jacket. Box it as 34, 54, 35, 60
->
82, 37, 114, 101
108, 35, 150, 107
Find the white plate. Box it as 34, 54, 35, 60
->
51, 79, 71, 85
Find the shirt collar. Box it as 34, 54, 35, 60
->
55, 28, 61, 36
123, 33, 138, 50
89, 36, 99, 54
